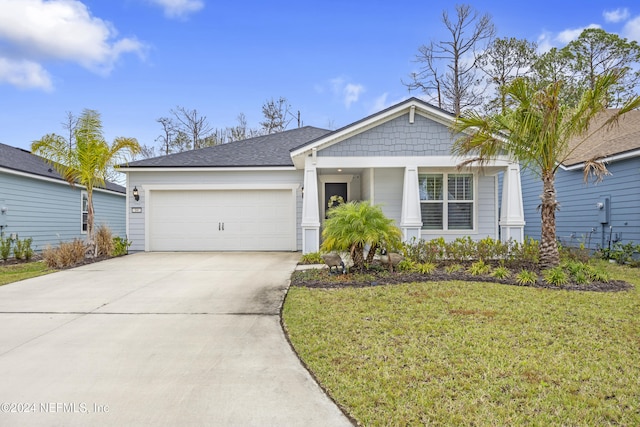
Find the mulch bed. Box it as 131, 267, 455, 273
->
291, 267, 633, 292
1, 255, 113, 270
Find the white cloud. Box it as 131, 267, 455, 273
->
0, 58, 53, 91
369, 93, 409, 114
556, 24, 601, 44
147, 0, 204, 19
603, 8, 630, 23
329, 77, 365, 108
623, 15, 640, 42
343, 83, 365, 108
0, 0, 146, 89
536, 24, 601, 53
536, 31, 554, 53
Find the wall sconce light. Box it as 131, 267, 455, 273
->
301, 186, 304, 198
132, 186, 140, 201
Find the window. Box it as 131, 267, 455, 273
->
419, 173, 473, 230
81, 191, 88, 233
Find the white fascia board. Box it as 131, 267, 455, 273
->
560, 148, 640, 171
290, 100, 457, 166
0, 167, 125, 196
142, 183, 299, 191
313, 156, 513, 169
119, 166, 296, 173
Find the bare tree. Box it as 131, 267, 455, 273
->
260, 97, 295, 134
171, 106, 214, 149
156, 117, 176, 155
405, 4, 495, 115
61, 111, 78, 149
137, 144, 157, 159
229, 113, 248, 142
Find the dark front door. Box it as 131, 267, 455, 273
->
325, 183, 348, 218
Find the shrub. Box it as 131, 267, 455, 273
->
403, 236, 541, 268
491, 266, 511, 279
13, 238, 25, 260
608, 242, 638, 265
42, 240, 86, 269
516, 270, 538, 285
543, 267, 569, 286
508, 237, 540, 267
300, 251, 324, 264
112, 236, 132, 256
23, 238, 34, 261
396, 259, 417, 272
416, 262, 437, 274
585, 265, 610, 283
95, 225, 114, 257
0, 236, 11, 261
467, 260, 491, 276
448, 236, 476, 261
445, 263, 463, 274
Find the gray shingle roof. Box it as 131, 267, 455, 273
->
563, 109, 640, 166
122, 126, 331, 168
0, 142, 125, 193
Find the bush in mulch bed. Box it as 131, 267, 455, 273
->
291, 261, 633, 292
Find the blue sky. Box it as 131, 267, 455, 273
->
1, 0, 639, 152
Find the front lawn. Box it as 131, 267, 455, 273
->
0, 261, 53, 286
282, 263, 640, 426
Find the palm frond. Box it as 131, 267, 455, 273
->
583, 158, 611, 184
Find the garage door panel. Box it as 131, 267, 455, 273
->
149, 190, 295, 251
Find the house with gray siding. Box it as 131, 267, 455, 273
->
119, 98, 525, 253
0, 142, 127, 252
521, 109, 640, 251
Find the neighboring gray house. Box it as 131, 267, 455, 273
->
119, 98, 525, 253
0, 142, 127, 251
521, 109, 640, 250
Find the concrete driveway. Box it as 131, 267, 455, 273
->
0, 252, 352, 426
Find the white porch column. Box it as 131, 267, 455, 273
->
500, 162, 525, 243
400, 166, 423, 242
301, 158, 320, 253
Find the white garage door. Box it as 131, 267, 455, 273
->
148, 189, 296, 251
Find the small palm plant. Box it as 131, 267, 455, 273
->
321, 201, 402, 271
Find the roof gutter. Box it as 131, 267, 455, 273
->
561, 148, 640, 171
119, 166, 297, 172
0, 166, 125, 195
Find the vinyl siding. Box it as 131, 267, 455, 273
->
126, 169, 303, 252
0, 171, 125, 252
521, 158, 640, 249
373, 168, 403, 225
361, 168, 373, 202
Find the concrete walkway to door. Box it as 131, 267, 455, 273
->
0, 252, 352, 426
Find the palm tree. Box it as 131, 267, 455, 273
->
451, 70, 640, 268
321, 201, 402, 270
32, 109, 140, 254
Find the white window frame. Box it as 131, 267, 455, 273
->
81, 191, 88, 234
418, 171, 477, 233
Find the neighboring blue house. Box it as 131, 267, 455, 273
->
0, 142, 127, 252
521, 109, 640, 251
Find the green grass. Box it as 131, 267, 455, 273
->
0, 261, 54, 286
282, 264, 640, 426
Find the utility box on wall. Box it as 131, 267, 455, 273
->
0, 200, 6, 228
597, 196, 610, 224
